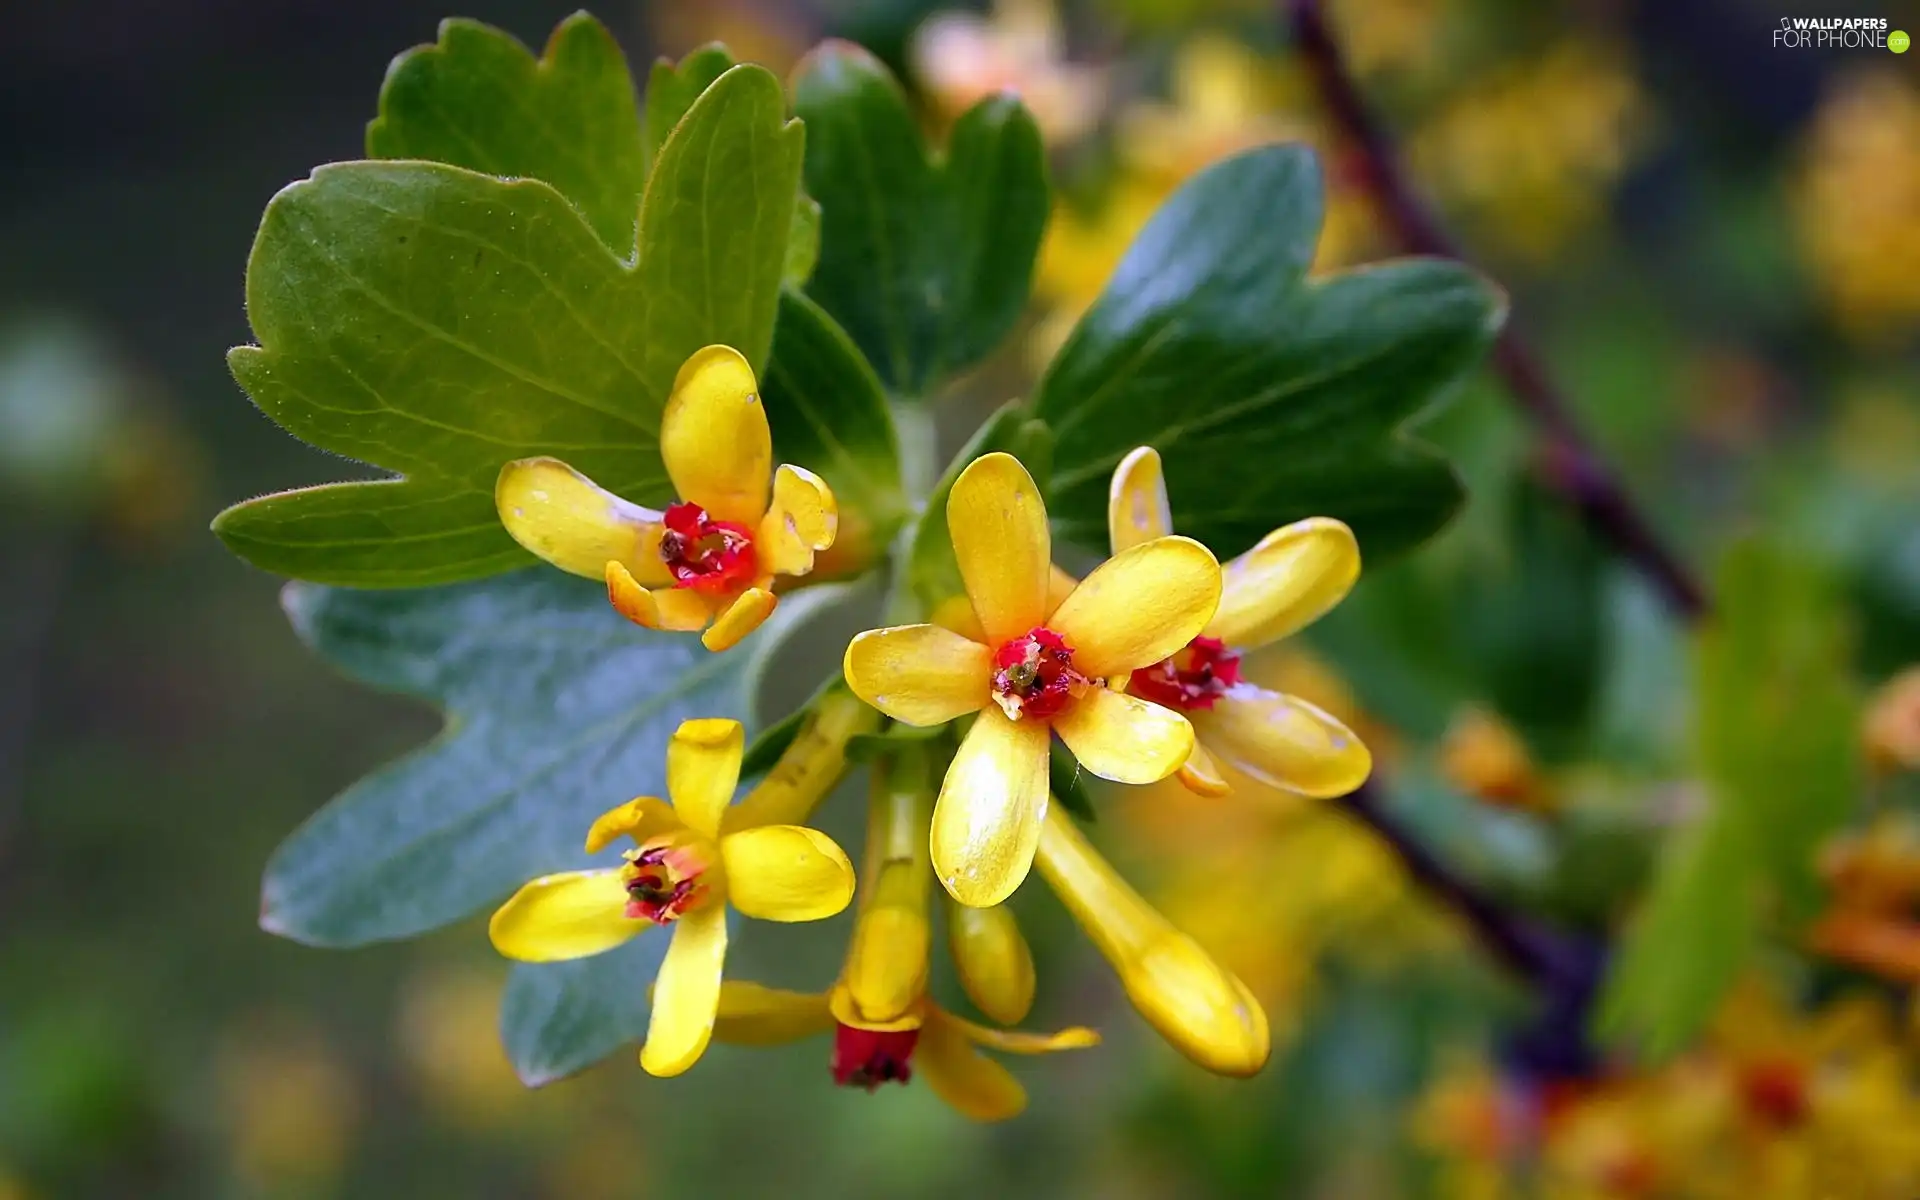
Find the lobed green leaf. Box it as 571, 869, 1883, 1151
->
1033, 145, 1504, 565
792, 42, 1049, 397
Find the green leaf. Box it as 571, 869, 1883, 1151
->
905, 403, 1053, 615
785, 194, 823, 287
1696, 541, 1859, 921
215, 64, 804, 586
1033, 146, 1504, 564
762, 290, 906, 553
366, 14, 647, 257
260, 570, 843, 946
501, 932, 670, 1086
1595, 810, 1759, 1061
1597, 541, 1859, 1058
792, 42, 1049, 396
642, 43, 736, 171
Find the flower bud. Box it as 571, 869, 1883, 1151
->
838, 747, 934, 1026
1033, 805, 1269, 1076
947, 899, 1036, 1025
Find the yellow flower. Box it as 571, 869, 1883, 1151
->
1034, 804, 1270, 1076
1106, 445, 1372, 800
1438, 706, 1553, 812
488, 718, 856, 1077
496, 345, 838, 652
843, 451, 1223, 906
711, 982, 1097, 1122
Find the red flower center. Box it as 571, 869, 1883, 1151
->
1739, 1059, 1810, 1128
832, 1024, 920, 1091
990, 627, 1085, 721
621, 840, 706, 925
1127, 636, 1241, 711
659, 502, 758, 593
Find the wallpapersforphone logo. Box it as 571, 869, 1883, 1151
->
1773, 15, 1906, 50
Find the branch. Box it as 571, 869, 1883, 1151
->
1289, 0, 1709, 623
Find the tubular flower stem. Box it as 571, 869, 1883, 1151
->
1106, 446, 1372, 800
947, 898, 1037, 1026
1033, 803, 1271, 1077
722, 689, 881, 833
486, 719, 856, 1078
496, 345, 840, 652
839, 747, 936, 1028
844, 452, 1224, 907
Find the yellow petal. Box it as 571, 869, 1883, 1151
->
723, 689, 881, 832
947, 452, 1051, 646
842, 625, 992, 727
828, 982, 924, 1033
1206, 518, 1360, 648
1175, 740, 1234, 796
719, 825, 856, 922
1052, 686, 1194, 784
1106, 445, 1173, 554
916, 1009, 1027, 1122
931, 707, 1051, 907
1034, 806, 1270, 1077
943, 1010, 1101, 1055
487, 870, 640, 962
1193, 685, 1372, 799
606, 563, 714, 632
930, 565, 1076, 643
496, 457, 670, 583
702, 587, 777, 652
584, 796, 682, 853
661, 345, 772, 525
1049, 536, 1222, 679
842, 755, 934, 1025
947, 900, 1036, 1025
667, 718, 744, 838
640, 903, 728, 1077
712, 982, 835, 1046
755, 464, 839, 577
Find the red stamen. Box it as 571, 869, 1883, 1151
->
621, 843, 706, 924
659, 502, 758, 593
1127, 636, 1241, 711
990, 627, 1085, 721
831, 1024, 920, 1091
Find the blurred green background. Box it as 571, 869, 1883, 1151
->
2, 0, 1915, 1196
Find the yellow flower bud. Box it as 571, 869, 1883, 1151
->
947, 899, 1036, 1025
1865, 666, 1920, 775
1033, 805, 1270, 1076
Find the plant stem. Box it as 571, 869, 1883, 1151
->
1287, 0, 1709, 623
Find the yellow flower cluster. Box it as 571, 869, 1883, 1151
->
1416, 979, 1920, 1199
1409, 40, 1646, 264
1792, 71, 1920, 345
484, 344, 1378, 1115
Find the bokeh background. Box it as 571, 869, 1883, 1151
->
2, 0, 1916, 1196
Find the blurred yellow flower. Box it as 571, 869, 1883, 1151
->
1439, 706, 1553, 812
217, 1017, 361, 1193
1410, 40, 1646, 263
1793, 70, 1920, 344
843, 452, 1222, 906
1864, 665, 1920, 774
395, 964, 527, 1129
497, 345, 839, 652
912, 0, 1108, 144
489, 718, 856, 1077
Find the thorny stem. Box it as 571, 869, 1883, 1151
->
1288, 0, 1710, 623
